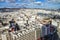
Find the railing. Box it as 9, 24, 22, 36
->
0, 28, 41, 40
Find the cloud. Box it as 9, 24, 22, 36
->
34, 1, 41, 4
0, 0, 16, 3
33, 1, 42, 5
0, 0, 4, 2
5, 0, 16, 3
47, 0, 60, 3
17, 0, 35, 3
0, 0, 60, 9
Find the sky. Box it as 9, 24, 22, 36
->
0, 0, 60, 9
